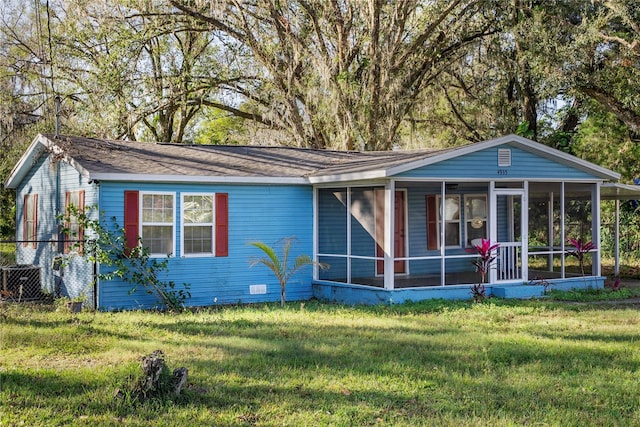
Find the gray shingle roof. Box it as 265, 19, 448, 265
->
48, 134, 450, 179
5, 133, 622, 189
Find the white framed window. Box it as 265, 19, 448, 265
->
64, 190, 85, 254
464, 194, 487, 247
23, 193, 38, 248
181, 193, 215, 257
439, 195, 461, 247
141, 192, 175, 256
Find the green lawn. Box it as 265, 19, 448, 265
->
2, 299, 640, 426
0, 242, 16, 266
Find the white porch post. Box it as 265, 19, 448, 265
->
548, 191, 554, 271
593, 183, 601, 277
615, 199, 620, 276
312, 187, 318, 280
522, 181, 529, 282
440, 181, 446, 287
346, 187, 352, 284
560, 182, 566, 278
488, 181, 497, 283
384, 181, 395, 290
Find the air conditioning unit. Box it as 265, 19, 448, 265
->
1, 265, 43, 301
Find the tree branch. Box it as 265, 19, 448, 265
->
579, 85, 640, 136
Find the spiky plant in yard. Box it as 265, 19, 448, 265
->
567, 238, 596, 276
470, 239, 499, 302
471, 238, 500, 284
249, 237, 328, 308
470, 283, 486, 303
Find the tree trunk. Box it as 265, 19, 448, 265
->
281, 284, 286, 308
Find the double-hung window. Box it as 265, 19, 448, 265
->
464, 195, 487, 247
141, 192, 175, 256
426, 194, 461, 249
23, 194, 38, 248
441, 195, 461, 247
124, 191, 227, 257
182, 194, 214, 256
64, 190, 85, 253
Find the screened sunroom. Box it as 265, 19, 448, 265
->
314, 180, 601, 291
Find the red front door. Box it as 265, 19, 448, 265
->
375, 190, 406, 275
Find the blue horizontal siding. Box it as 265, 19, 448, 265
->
97, 182, 313, 310
396, 144, 600, 180
15, 155, 96, 301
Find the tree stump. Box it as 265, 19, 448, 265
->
172, 367, 188, 395
139, 350, 166, 398
117, 350, 188, 401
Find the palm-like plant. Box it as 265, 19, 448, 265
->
471, 238, 500, 284
249, 237, 328, 308
567, 238, 596, 276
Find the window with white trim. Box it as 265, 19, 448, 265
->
464, 194, 487, 247
64, 190, 85, 254
181, 194, 214, 256
439, 195, 461, 247
141, 192, 175, 256
23, 194, 38, 248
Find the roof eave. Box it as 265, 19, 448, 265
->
4, 134, 94, 189
90, 173, 310, 185
308, 169, 388, 184
4, 134, 49, 189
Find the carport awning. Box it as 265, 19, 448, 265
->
601, 183, 640, 276
601, 183, 640, 200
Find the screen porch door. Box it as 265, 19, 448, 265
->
489, 186, 528, 283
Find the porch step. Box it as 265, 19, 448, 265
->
491, 285, 546, 299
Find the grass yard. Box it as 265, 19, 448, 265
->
0, 242, 16, 266
2, 299, 640, 426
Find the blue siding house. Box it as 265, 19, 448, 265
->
4, 133, 625, 309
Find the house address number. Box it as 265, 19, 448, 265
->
497, 169, 508, 175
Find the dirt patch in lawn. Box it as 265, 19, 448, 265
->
620, 279, 640, 289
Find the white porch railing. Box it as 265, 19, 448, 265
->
497, 242, 522, 281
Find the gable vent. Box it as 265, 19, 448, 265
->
498, 149, 512, 167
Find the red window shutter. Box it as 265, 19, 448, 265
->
426, 195, 438, 250
124, 191, 139, 252
215, 193, 228, 257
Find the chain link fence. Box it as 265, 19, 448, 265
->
0, 239, 96, 308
